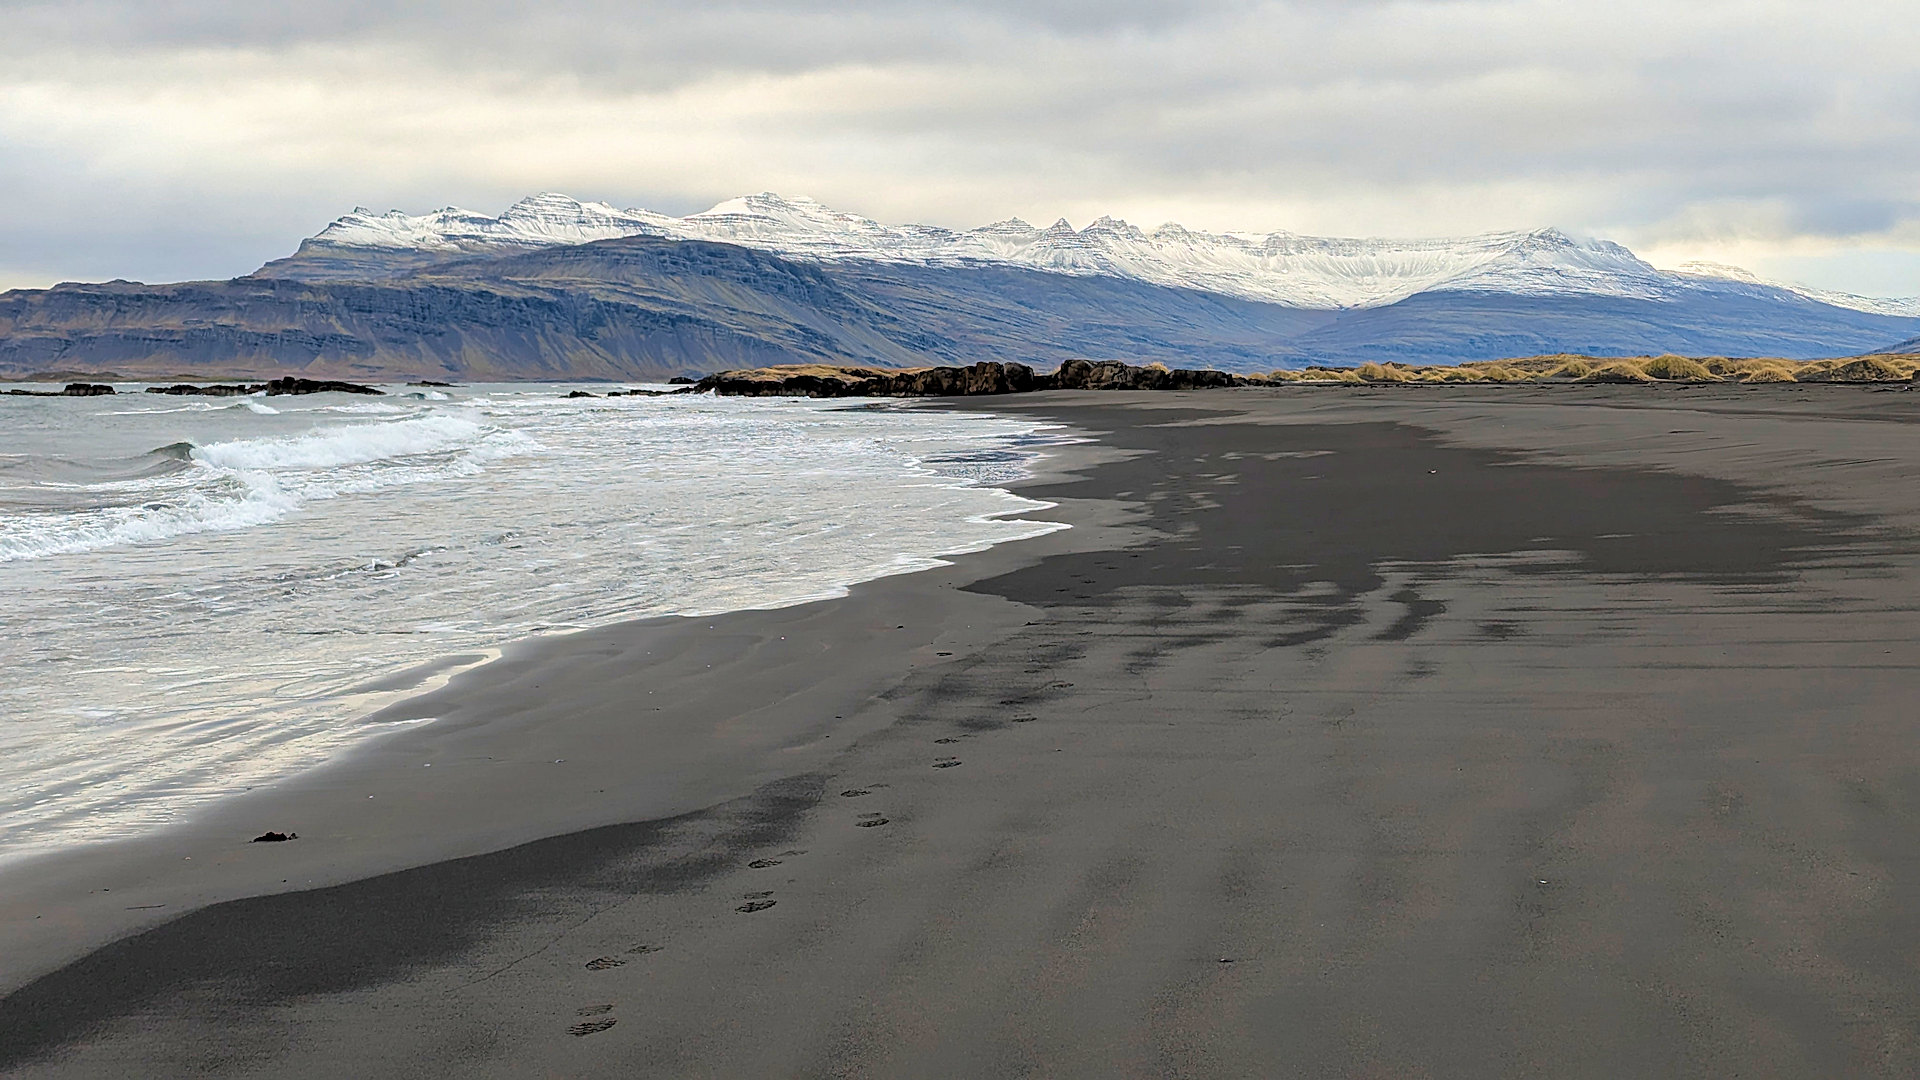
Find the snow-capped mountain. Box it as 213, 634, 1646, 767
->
15, 191, 1915, 384
1671, 261, 1920, 318
288, 191, 1894, 313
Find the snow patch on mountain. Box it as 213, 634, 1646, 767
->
300, 192, 1913, 315
1672, 261, 1920, 318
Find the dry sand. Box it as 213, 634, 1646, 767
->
4, 383, 1920, 1077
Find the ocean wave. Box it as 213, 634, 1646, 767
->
0, 478, 295, 562
0, 415, 534, 562
97, 402, 231, 416
319, 402, 412, 415
192, 414, 487, 471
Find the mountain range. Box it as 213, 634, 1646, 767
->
3, 193, 1917, 381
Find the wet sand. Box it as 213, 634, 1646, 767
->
5, 384, 1920, 1077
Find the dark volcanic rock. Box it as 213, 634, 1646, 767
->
694, 359, 1241, 398
145, 378, 383, 397
695, 361, 1037, 398
1047, 359, 1239, 390
263, 378, 381, 396
147, 384, 258, 397
666, 376, 699, 384
5, 382, 115, 397
250, 831, 296, 843
566, 390, 597, 398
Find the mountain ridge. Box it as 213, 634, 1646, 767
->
6, 197, 1919, 383
6, 232, 1917, 383
266, 191, 1920, 318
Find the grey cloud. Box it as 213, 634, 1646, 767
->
0, 0, 1916, 291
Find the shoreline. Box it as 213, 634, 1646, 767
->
0, 386, 1077, 871
6, 384, 1920, 1076
0, 419, 1127, 993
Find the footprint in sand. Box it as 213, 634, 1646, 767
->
855, 814, 890, 827
736, 899, 778, 913
569, 1019, 617, 1037
585, 956, 627, 970
625, 944, 660, 955
780, 849, 808, 856
934, 737, 963, 744
932, 758, 963, 769
748, 858, 783, 868
1011, 715, 1037, 723
840, 789, 871, 798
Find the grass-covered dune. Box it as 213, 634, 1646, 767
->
1261, 351, 1920, 384
672, 352, 1920, 399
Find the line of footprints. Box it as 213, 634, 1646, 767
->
566, 730, 1012, 1037
560, 730, 975, 1037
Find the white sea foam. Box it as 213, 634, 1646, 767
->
0, 482, 298, 562
192, 414, 487, 471
0, 415, 536, 563
0, 387, 1071, 860
99, 402, 229, 416
320, 402, 412, 415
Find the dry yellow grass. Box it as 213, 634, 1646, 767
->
1637, 355, 1718, 381
1739, 364, 1798, 383
1583, 361, 1656, 383
1803, 355, 1917, 382
1355, 362, 1413, 382
1279, 349, 1918, 386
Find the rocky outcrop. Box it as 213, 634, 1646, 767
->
4, 382, 116, 397
1048, 359, 1240, 390
693, 360, 1243, 398
146, 378, 383, 397
263, 378, 382, 396
146, 383, 253, 396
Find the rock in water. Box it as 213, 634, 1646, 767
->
4, 382, 116, 397
146, 384, 259, 396
262, 378, 382, 396
693, 359, 1242, 398
143, 378, 383, 397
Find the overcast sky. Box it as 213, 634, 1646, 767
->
2, 0, 1916, 296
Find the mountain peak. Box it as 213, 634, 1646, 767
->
280, 192, 1916, 315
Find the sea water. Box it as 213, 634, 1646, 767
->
0, 384, 1071, 860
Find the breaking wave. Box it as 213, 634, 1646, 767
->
0, 414, 535, 562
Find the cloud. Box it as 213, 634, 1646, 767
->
1, 0, 1915, 295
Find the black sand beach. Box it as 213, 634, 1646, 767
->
5, 384, 1920, 1077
